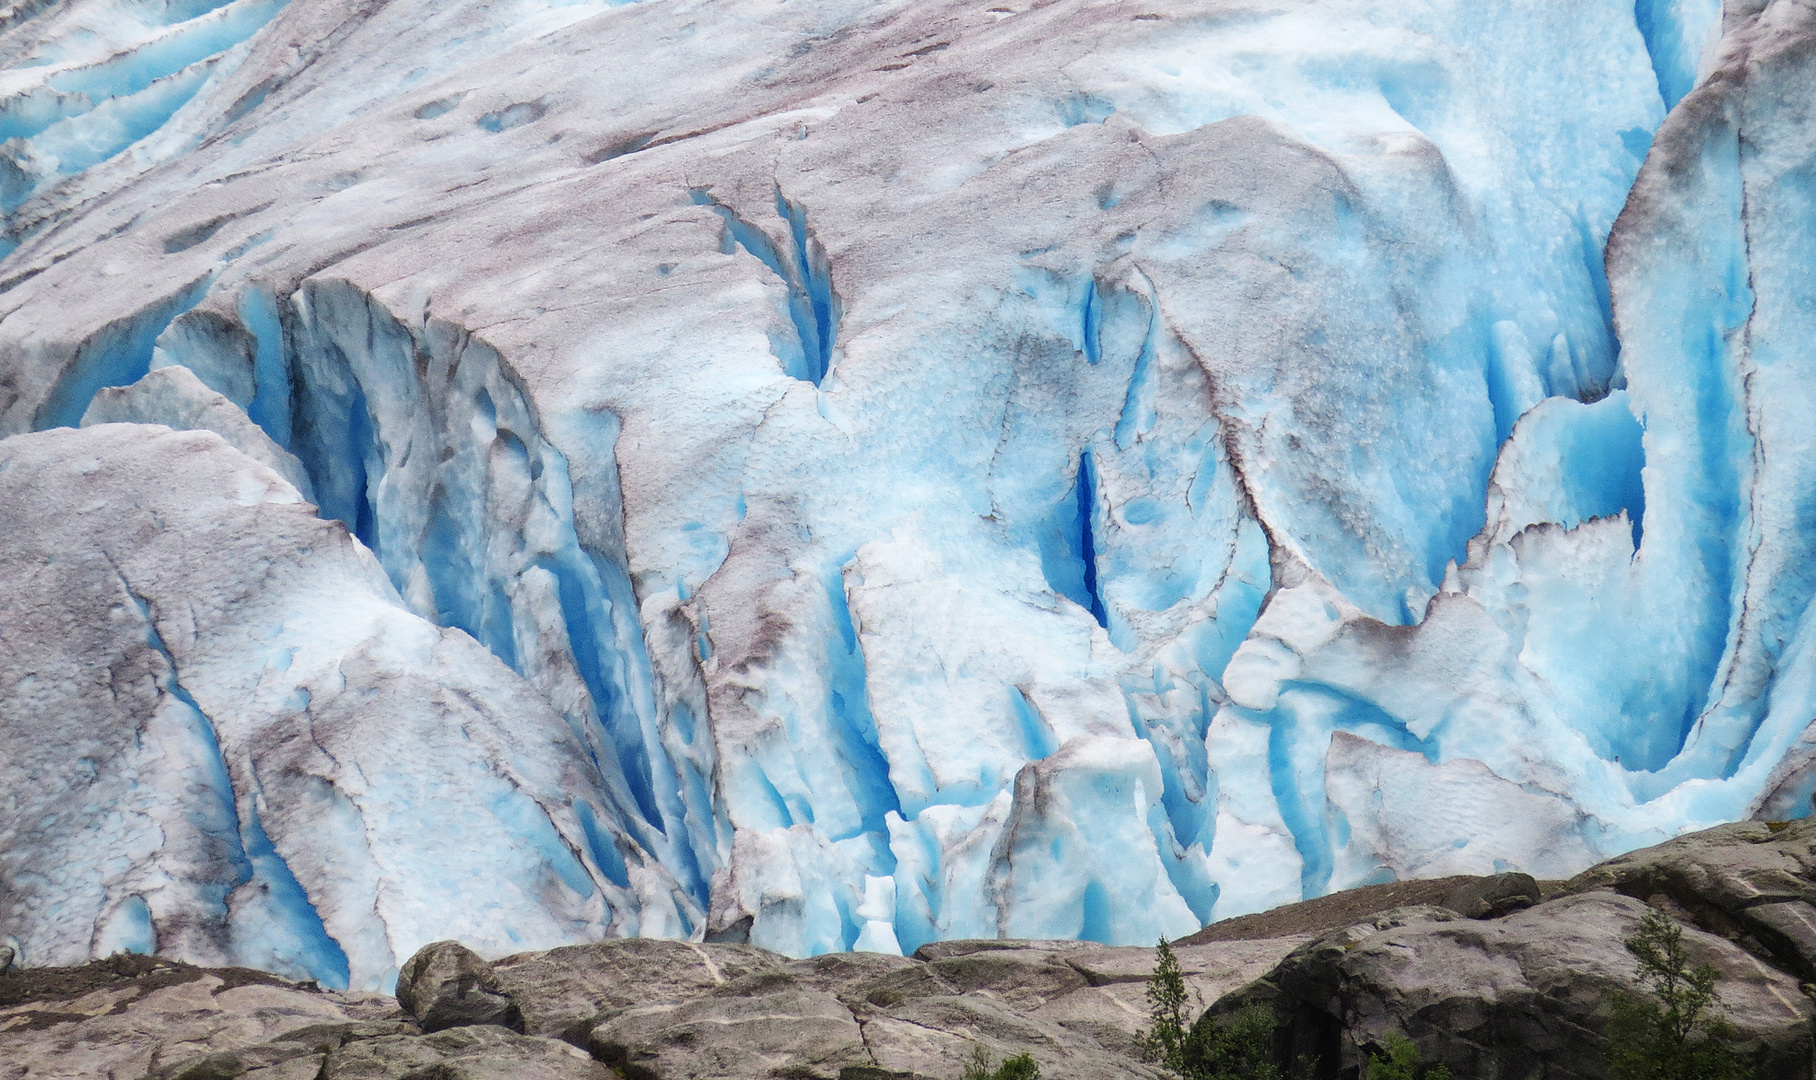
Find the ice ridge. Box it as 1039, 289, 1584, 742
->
9, 0, 1816, 989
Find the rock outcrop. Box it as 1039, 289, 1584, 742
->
0, 934, 1292, 1079
0, 954, 410, 1080
10, 822, 1816, 1078
1570, 818, 1816, 983
1221, 820, 1816, 1079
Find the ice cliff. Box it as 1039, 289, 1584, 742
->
0, 0, 1809, 992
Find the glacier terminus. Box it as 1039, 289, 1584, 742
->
0, 0, 1812, 996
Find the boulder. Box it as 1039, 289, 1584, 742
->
1442, 872, 1543, 919
910, 941, 1093, 1007
395, 942, 523, 1033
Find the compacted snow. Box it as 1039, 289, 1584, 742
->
0, 0, 1809, 990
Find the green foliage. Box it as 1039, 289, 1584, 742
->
1182, 1004, 1302, 1080
1364, 1033, 1447, 1080
1136, 938, 1192, 1072
1137, 939, 1313, 1080
961, 1046, 1040, 1080
1604, 909, 1751, 1080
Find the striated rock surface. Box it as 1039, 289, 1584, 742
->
0, 954, 406, 1080
319, 1027, 610, 1080
1440, 871, 1544, 921
1230, 894, 1812, 1079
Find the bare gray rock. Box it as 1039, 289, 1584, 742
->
17, 818, 1816, 1080
856, 991, 1158, 1080
581, 954, 1167, 1080
322, 1026, 609, 1080
489, 938, 788, 1040
1217, 892, 1815, 1079
588, 987, 871, 1080
1567, 819, 1816, 981
467, 933, 1269, 1078
909, 942, 1091, 1008
1442, 871, 1543, 919
395, 941, 522, 1034
774, 951, 936, 1009
1031, 939, 1306, 1059
162, 1055, 324, 1080
0, 957, 403, 1080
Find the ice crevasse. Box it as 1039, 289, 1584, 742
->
0, 0, 1809, 989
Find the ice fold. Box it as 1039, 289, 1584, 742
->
0, 424, 698, 987
15, 0, 1816, 975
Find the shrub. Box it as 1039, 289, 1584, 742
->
1364, 1032, 1447, 1080
1184, 1003, 1300, 1080
1137, 939, 1313, 1080
961, 1046, 1040, 1080
1604, 908, 1750, 1080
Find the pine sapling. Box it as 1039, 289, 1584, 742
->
1138, 937, 1315, 1080
1136, 938, 1192, 1075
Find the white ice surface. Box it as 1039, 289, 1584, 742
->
8, 0, 1816, 982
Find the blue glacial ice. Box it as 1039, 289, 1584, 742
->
4, 0, 1816, 987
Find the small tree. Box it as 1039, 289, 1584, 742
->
1136, 938, 1192, 1074
1138, 938, 1312, 1080
1605, 909, 1750, 1080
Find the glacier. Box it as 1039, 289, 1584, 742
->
0, 0, 1811, 990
